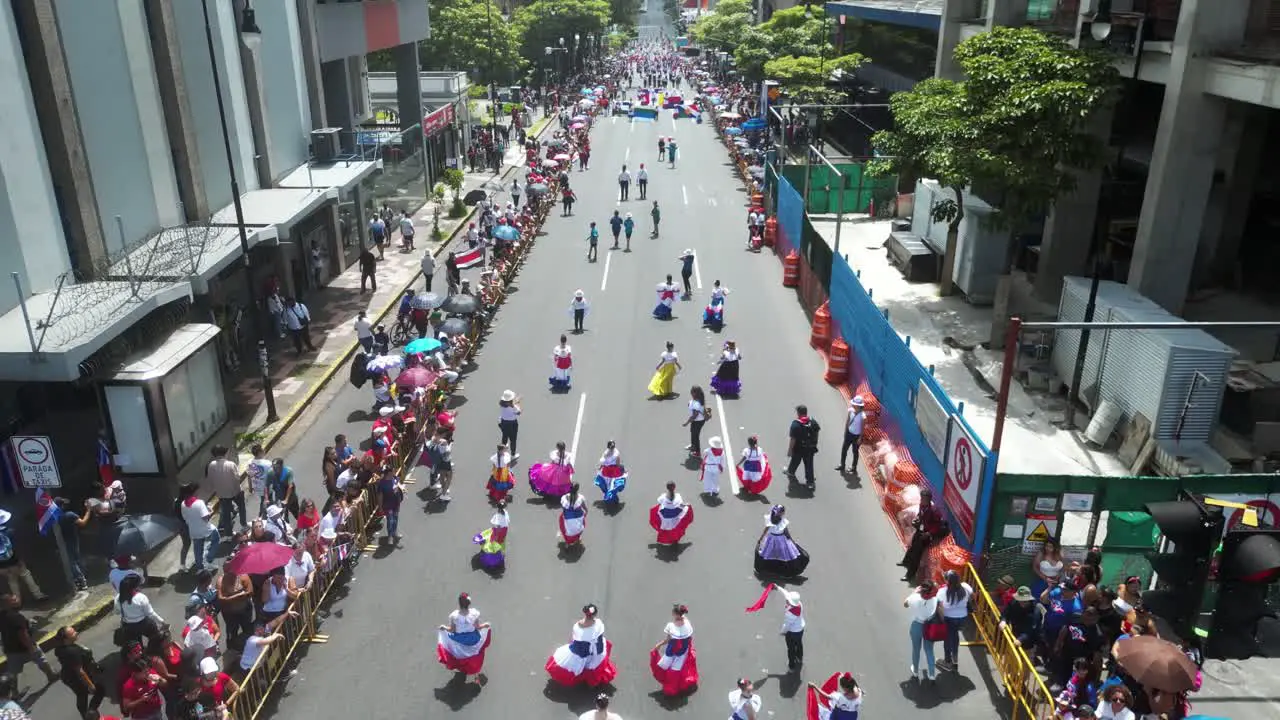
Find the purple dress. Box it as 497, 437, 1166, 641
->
755, 517, 810, 577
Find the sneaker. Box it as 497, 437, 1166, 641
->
439, 493, 452, 502
429, 482, 442, 491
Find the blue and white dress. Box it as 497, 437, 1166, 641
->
436, 607, 491, 675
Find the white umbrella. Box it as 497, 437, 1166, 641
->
366, 355, 403, 373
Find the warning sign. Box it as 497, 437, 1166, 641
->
9, 436, 62, 489
941, 417, 988, 545
1021, 513, 1058, 555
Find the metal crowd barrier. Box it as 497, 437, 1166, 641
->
963, 563, 1055, 720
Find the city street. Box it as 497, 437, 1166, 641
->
261, 9, 998, 720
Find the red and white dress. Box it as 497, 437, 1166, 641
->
806, 673, 863, 720
436, 607, 491, 675
559, 493, 588, 544
546, 619, 617, 687
650, 619, 699, 696
551, 343, 573, 387
737, 446, 773, 495
649, 492, 694, 545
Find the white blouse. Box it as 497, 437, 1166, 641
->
658, 493, 685, 508
659, 351, 679, 365
688, 399, 706, 421
117, 593, 163, 625
765, 517, 789, 535
449, 607, 481, 633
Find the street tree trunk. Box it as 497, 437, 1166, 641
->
938, 185, 964, 297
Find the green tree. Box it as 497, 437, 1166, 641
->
763, 53, 864, 105
420, 0, 525, 85
689, 0, 751, 51
734, 6, 830, 82
514, 0, 610, 71
443, 168, 467, 217
608, 0, 640, 28
870, 26, 1118, 297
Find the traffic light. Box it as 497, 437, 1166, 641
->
1143, 496, 1224, 640
1206, 525, 1280, 659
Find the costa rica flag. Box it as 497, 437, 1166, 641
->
455, 247, 484, 269
35, 488, 60, 536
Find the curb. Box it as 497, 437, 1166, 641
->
23, 119, 559, 657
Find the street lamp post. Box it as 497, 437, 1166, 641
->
200, 0, 278, 422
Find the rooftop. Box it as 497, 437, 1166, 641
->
824, 0, 943, 30
211, 188, 338, 239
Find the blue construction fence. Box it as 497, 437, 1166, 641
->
772, 169, 997, 554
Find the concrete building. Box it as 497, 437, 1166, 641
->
0, 0, 427, 499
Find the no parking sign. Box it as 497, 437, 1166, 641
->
8, 436, 62, 489
942, 417, 987, 544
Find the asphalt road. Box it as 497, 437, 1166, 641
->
264, 10, 999, 720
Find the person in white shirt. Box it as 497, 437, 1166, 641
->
282, 298, 315, 354
728, 677, 762, 720
182, 599, 218, 658
838, 395, 870, 477
937, 570, 973, 672
240, 611, 295, 672
108, 557, 146, 592
420, 251, 436, 292
498, 390, 522, 459
636, 164, 649, 199
116, 574, 163, 643
580, 692, 623, 720
265, 291, 285, 338
354, 311, 374, 353
1097, 685, 1136, 720
904, 581, 941, 680
285, 543, 316, 593
399, 213, 415, 250
617, 165, 632, 201
569, 290, 589, 333
178, 482, 219, 571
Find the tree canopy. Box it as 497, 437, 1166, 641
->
513, 0, 611, 66
763, 53, 865, 105
734, 6, 832, 82
871, 26, 1118, 232
419, 0, 524, 85
689, 0, 752, 51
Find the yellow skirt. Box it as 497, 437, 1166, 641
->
647, 364, 677, 397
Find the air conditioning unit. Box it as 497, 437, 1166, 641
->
311, 128, 341, 162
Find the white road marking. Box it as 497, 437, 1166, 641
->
630, 122, 635, 134
570, 392, 588, 460
625, 147, 631, 162
682, 185, 688, 205
716, 394, 740, 494
693, 253, 703, 290
600, 250, 613, 291
708, 197, 718, 207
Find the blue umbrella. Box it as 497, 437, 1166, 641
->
493, 225, 520, 241
724, 127, 744, 135
742, 117, 767, 131
405, 337, 443, 355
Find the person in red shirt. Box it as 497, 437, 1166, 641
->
198, 656, 240, 705
121, 660, 166, 720
899, 489, 951, 582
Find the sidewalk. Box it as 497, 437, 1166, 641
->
4, 124, 550, 717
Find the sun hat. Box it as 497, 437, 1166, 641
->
708, 437, 723, 449
379, 406, 395, 418
320, 527, 338, 541
501, 389, 517, 402
199, 657, 220, 676
851, 395, 865, 407
1014, 586, 1034, 602
266, 504, 283, 519
782, 589, 801, 604
575, 290, 585, 298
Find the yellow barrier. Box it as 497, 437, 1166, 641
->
963, 563, 1056, 720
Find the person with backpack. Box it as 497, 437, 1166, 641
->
0, 514, 46, 602
785, 404, 820, 490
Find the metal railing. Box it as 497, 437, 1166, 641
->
964, 563, 1056, 720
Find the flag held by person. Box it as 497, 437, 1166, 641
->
455, 247, 484, 269
35, 488, 60, 536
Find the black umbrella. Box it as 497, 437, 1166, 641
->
438, 318, 472, 336
463, 189, 488, 206
527, 183, 550, 195
442, 294, 482, 315
349, 351, 370, 388
99, 514, 184, 556
411, 292, 445, 310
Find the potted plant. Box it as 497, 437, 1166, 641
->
443, 169, 466, 218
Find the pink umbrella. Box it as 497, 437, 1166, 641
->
225, 542, 294, 576
554, 153, 571, 161
571, 122, 586, 129
543, 159, 560, 168
395, 366, 438, 390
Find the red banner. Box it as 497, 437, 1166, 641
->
423, 104, 456, 137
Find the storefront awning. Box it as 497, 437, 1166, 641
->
276, 159, 382, 200
0, 280, 192, 383
211, 187, 339, 240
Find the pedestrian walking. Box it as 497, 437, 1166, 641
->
623, 213, 635, 251
937, 570, 973, 672
178, 482, 220, 572
563, 187, 578, 216
498, 390, 522, 459
837, 395, 869, 476
206, 446, 247, 538
570, 290, 589, 333
446, 252, 461, 295
53, 625, 106, 715
651, 201, 661, 237
359, 246, 378, 293
618, 165, 631, 201
658, 137, 666, 161
586, 222, 600, 262
668, 139, 678, 167
905, 580, 941, 681
784, 405, 820, 489
636, 164, 649, 200
354, 311, 374, 353
609, 211, 623, 249
683, 386, 708, 455
369, 215, 387, 259
282, 298, 315, 354
511, 178, 522, 209
0, 594, 58, 685
399, 212, 416, 251
677, 249, 695, 297
421, 251, 436, 292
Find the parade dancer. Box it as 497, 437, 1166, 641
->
807, 673, 863, 720
701, 437, 727, 497
653, 276, 678, 320
745, 584, 806, 672
736, 436, 772, 496
437, 592, 492, 682
529, 441, 575, 498
487, 443, 516, 504
551, 335, 573, 390
703, 281, 728, 328
647, 342, 682, 398
754, 506, 811, 578
650, 603, 699, 696
570, 290, 590, 333
710, 341, 742, 396
546, 604, 618, 687
729, 678, 762, 720
472, 501, 510, 568
581, 694, 623, 720
677, 250, 695, 298
594, 441, 628, 504
559, 483, 588, 546
650, 482, 694, 545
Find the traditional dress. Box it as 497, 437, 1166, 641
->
472, 510, 509, 567
653, 282, 678, 320
710, 348, 742, 396
529, 450, 575, 497
729, 688, 763, 720
701, 445, 727, 495
755, 515, 811, 577
737, 446, 772, 495
806, 673, 862, 720
550, 343, 573, 389
647, 350, 680, 397
559, 493, 588, 544
703, 288, 727, 326
545, 620, 618, 687
487, 451, 515, 503
650, 493, 694, 545
650, 619, 699, 696
594, 449, 628, 503
436, 607, 492, 675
